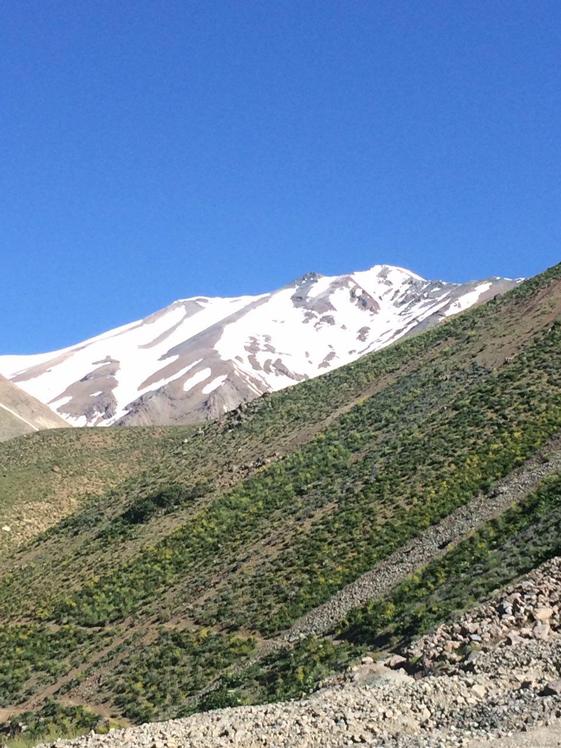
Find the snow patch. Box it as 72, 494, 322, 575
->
0, 266, 512, 427
202, 375, 228, 395
0, 402, 39, 431
139, 359, 202, 395
49, 396, 73, 410
444, 282, 493, 317
183, 368, 212, 393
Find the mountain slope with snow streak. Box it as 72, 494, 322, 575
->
0, 375, 67, 441
0, 265, 517, 427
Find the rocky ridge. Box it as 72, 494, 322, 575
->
402, 556, 561, 675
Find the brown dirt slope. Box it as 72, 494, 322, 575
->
0, 375, 66, 441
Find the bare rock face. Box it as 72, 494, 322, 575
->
0, 265, 518, 429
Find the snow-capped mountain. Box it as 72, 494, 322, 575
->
0, 265, 518, 428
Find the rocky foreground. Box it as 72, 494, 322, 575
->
42, 558, 561, 748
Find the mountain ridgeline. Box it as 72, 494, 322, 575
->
0, 262, 560, 742
0, 265, 515, 429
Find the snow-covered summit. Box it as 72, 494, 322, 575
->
0, 264, 517, 428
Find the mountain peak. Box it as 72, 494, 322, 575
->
0, 265, 517, 429
293, 271, 323, 287
367, 263, 425, 281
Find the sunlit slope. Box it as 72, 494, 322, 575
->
0, 375, 66, 441
0, 426, 195, 550
0, 262, 560, 735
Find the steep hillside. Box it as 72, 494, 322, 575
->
36, 556, 561, 747
0, 265, 515, 427
0, 262, 560, 744
0, 376, 66, 441
0, 426, 195, 552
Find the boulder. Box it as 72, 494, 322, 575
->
533, 606, 554, 622
541, 680, 561, 697
384, 654, 407, 670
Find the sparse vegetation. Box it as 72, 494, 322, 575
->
4, 701, 111, 747
339, 472, 561, 649
1, 263, 561, 732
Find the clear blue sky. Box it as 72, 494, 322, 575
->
2, 1, 560, 353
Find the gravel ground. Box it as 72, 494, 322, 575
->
39, 636, 561, 748
468, 724, 561, 747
